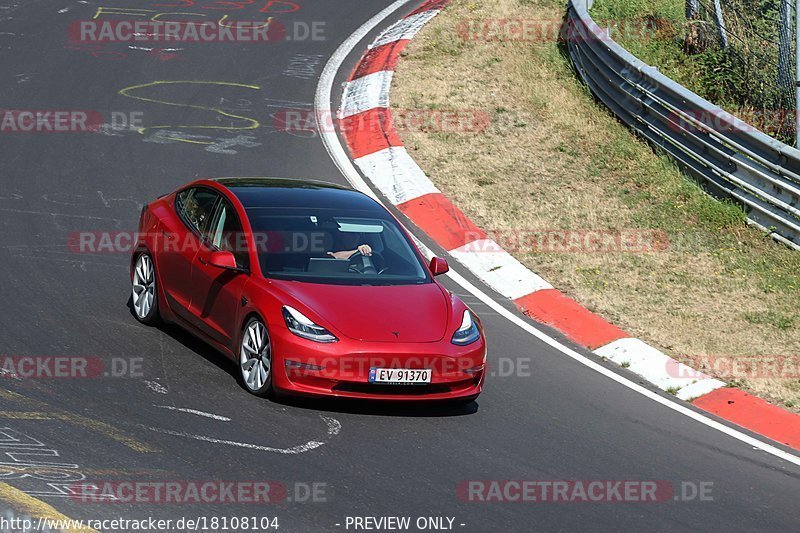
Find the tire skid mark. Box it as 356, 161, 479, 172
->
155, 405, 231, 421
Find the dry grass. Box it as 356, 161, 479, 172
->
392, 0, 800, 410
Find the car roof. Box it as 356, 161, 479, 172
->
212, 177, 382, 211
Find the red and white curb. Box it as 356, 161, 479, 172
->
335, 0, 800, 451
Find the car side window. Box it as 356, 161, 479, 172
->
176, 188, 219, 237
207, 198, 249, 270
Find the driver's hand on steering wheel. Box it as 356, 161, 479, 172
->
327, 244, 372, 260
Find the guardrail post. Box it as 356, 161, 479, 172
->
796, 0, 800, 148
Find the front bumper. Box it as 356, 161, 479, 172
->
268, 322, 486, 401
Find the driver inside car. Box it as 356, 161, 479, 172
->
327, 231, 372, 260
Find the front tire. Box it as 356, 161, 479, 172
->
239, 317, 273, 397
132, 252, 160, 325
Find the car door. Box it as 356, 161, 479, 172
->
158, 187, 219, 322
189, 196, 250, 349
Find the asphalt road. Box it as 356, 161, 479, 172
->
0, 1, 798, 531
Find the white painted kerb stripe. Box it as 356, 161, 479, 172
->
450, 240, 553, 299
595, 338, 726, 401
340, 71, 393, 118
372, 10, 441, 48
676, 379, 728, 402
354, 146, 439, 204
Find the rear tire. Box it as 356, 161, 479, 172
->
239, 317, 274, 398
132, 252, 161, 326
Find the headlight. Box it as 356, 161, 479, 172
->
282, 306, 338, 343
451, 310, 480, 346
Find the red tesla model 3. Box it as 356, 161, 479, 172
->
130, 178, 486, 401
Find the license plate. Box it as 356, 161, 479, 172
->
369, 368, 431, 384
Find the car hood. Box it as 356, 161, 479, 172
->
273, 280, 450, 343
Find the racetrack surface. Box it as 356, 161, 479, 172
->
0, 1, 798, 531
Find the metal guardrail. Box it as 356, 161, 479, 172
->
567, 0, 800, 250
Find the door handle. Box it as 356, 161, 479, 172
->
198, 256, 208, 265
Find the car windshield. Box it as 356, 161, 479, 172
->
245, 207, 430, 285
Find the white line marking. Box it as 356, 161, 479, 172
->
0, 367, 21, 381
146, 426, 324, 454
314, 0, 800, 467
155, 405, 231, 421
128, 45, 183, 52
322, 416, 341, 436
144, 415, 338, 454
144, 380, 168, 394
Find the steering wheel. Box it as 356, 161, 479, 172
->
347, 251, 380, 275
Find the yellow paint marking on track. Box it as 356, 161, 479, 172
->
51, 413, 157, 454
0, 389, 157, 453
0, 462, 173, 477
0, 482, 97, 532
30, 466, 177, 481
219, 15, 273, 29
93, 7, 156, 19
0, 411, 54, 420
118, 80, 261, 144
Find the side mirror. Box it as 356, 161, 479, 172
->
208, 250, 238, 270
429, 257, 449, 276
